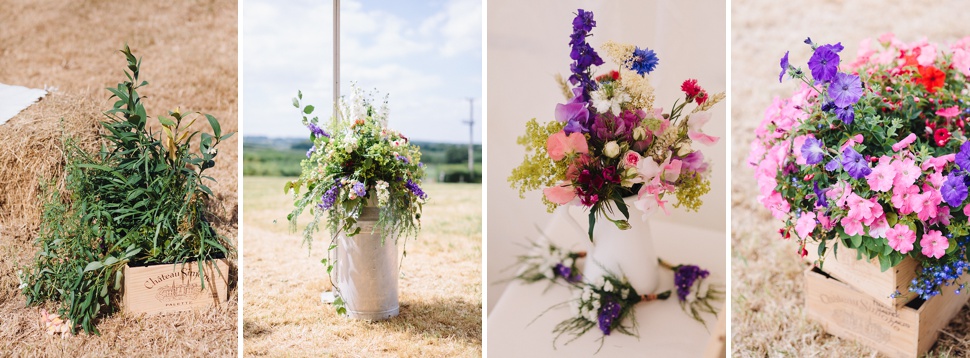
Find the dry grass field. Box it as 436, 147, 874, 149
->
0, 0, 238, 356
731, 0, 970, 356
242, 177, 482, 357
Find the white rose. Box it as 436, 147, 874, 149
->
603, 141, 620, 158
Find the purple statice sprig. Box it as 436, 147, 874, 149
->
551, 271, 670, 353
510, 235, 585, 286
405, 178, 428, 200
662, 259, 723, 326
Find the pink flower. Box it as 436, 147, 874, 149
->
622, 150, 641, 168
687, 111, 719, 146
663, 159, 682, 183
920, 230, 948, 259
795, 212, 817, 239
891, 157, 921, 189
885, 224, 916, 254
936, 105, 961, 118
869, 215, 889, 239
867, 157, 897, 192
892, 184, 921, 214
845, 193, 877, 224
921, 154, 955, 171
916, 187, 944, 222
841, 215, 866, 236
546, 131, 588, 161
891, 133, 917, 152
840, 134, 865, 152
964, 205, 970, 223
543, 182, 577, 205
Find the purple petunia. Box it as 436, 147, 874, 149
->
405, 179, 428, 200
956, 141, 970, 171
779, 51, 790, 83
941, 173, 968, 207
813, 181, 829, 208
835, 104, 855, 124
829, 72, 863, 108
824, 158, 841, 172
801, 137, 824, 165
674, 265, 710, 302
597, 298, 622, 335
628, 46, 659, 76
841, 147, 872, 179
808, 43, 843, 83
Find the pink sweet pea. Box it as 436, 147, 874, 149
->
795, 212, 817, 239
543, 182, 577, 205
687, 111, 719, 146
885, 224, 916, 254
867, 157, 897, 192
920, 230, 948, 259
546, 131, 588, 161
663, 159, 682, 183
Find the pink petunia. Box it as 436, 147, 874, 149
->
885, 224, 916, 254
867, 157, 897, 192
841, 215, 866, 236
964, 205, 970, 223
936, 105, 961, 118
891, 184, 921, 214
546, 131, 588, 161
920, 230, 949, 259
891, 157, 921, 189
795, 212, 817, 239
869, 215, 889, 239
892, 133, 918, 152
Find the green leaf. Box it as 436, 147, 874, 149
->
298, 90, 302, 100
103, 256, 119, 266
588, 211, 595, 242
157, 116, 176, 127
304, 105, 315, 114
292, 97, 300, 108
878, 254, 891, 272
114, 270, 123, 290
205, 114, 222, 139
84, 261, 104, 272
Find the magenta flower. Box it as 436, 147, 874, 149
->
885, 224, 916, 254
920, 230, 948, 259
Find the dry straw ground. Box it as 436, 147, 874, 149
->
732, 0, 970, 356
242, 177, 482, 357
0, 0, 238, 356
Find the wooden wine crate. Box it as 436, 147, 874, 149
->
804, 241, 918, 308
123, 258, 229, 315
804, 268, 969, 358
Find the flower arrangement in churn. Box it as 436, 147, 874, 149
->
508, 9, 724, 240
750, 34, 970, 299
285, 85, 428, 313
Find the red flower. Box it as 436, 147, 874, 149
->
681, 79, 702, 100
695, 90, 709, 105
595, 70, 621, 83
918, 65, 946, 94
934, 127, 951, 146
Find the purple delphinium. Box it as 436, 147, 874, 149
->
568, 9, 604, 101
841, 147, 872, 179
306, 145, 316, 158
674, 265, 710, 302
956, 141, 970, 171
807, 43, 843, 83
801, 137, 825, 165
779, 51, 790, 83
829, 72, 863, 107
351, 182, 366, 198
628, 47, 659, 76
307, 123, 329, 138
941, 173, 968, 207
319, 182, 341, 210
835, 105, 855, 124
597, 298, 622, 335
813, 181, 830, 208
405, 179, 428, 200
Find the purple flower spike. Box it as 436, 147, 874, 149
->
779, 51, 790, 83
829, 72, 863, 108
941, 173, 968, 207
801, 137, 824, 165
840, 147, 871, 179
808, 43, 843, 83
308, 123, 329, 138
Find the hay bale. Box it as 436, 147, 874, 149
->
0, 92, 102, 239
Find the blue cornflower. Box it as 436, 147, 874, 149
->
807, 43, 843, 83
779, 51, 790, 83
628, 47, 659, 76
941, 172, 968, 207
840, 147, 871, 179
801, 137, 824, 165
829, 72, 863, 108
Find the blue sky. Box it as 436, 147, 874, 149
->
243, 0, 482, 143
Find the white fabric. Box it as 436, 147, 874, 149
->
486, 0, 727, 312
0, 83, 46, 125
487, 219, 726, 356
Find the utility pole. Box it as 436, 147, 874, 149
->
332, 0, 340, 124
464, 98, 475, 178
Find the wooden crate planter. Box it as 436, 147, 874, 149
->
804, 241, 918, 308
123, 258, 229, 315
804, 268, 969, 358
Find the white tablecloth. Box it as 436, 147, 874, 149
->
0, 83, 46, 125
487, 215, 725, 357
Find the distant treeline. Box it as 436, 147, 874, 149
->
243, 137, 482, 182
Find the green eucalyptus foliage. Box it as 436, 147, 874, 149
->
20, 44, 235, 335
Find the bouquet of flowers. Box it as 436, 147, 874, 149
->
508, 9, 724, 240
285, 85, 428, 312
750, 34, 970, 299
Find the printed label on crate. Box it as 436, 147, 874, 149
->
124, 259, 228, 315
